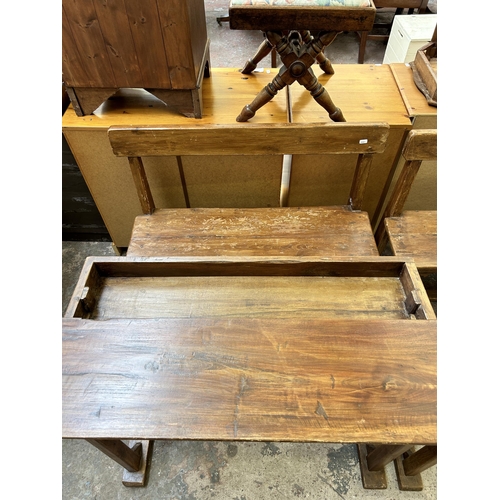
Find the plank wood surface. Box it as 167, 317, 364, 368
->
108, 122, 389, 157
126, 206, 378, 257
109, 122, 389, 254
64, 256, 436, 322
63, 316, 436, 444
384, 210, 437, 273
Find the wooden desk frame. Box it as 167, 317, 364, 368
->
63, 255, 436, 487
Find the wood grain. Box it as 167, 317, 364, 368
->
108, 122, 390, 157
402, 129, 437, 162
62, 0, 116, 88
91, 0, 143, 88
63, 256, 436, 321
385, 211, 437, 273
63, 316, 436, 444
126, 206, 378, 257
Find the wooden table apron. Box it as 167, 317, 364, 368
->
62, 66, 413, 249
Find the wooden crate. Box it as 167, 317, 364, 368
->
62, 0, 210, 117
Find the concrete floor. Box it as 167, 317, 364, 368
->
62, 2, 437, 498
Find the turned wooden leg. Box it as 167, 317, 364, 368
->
86, 438, 153, 487
298, 68, 345, 122
241, 37, 274, 74
236, 71, 287, 122
299, 31, 335, 75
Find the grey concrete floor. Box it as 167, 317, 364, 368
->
62, 2, 437, 498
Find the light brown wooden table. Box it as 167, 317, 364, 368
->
62, 66, 414, 251
63, 255, 437, 487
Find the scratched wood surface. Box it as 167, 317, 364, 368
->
126, 207, 378, 257
62, 316, 436, 444
64, 256, 436, 322
385, 210, 437, 273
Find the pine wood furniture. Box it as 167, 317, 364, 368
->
227, 0, 376, 121
62, 0, 210, 118
375, 129, 437, 300
63, 255, 437, 487
357, 0, 429, 64
61, 67, 413, 251
108, 121, 389, 257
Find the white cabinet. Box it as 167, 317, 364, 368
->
383, 14, 437, 64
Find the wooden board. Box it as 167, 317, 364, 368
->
63, 313, 436, 443
385, 210, 437, 273
126, 206, 378, 257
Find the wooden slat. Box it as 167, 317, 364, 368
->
62, 6, 89, 87
62, 0, 116, 88
402, 130, 437, 162
108, 122, 390, 157
126, 206, 378, 257
228, 5, 376, 31
156, 0, 199, 89
122, 0, 171, 89
91, 0, 143, 88
385, 210, 437, 272
62, 317, 436, 444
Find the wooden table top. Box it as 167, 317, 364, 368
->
63, 316, 436, 444
63, 256, 436, 445
288, 64, 412, 127
389, 63, 437, 119
62, 65, 412, 130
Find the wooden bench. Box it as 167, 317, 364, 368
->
375, 129, 437, 300
107, 122, 389, 258
63, 255, 437, 487
62, 121, 437, 489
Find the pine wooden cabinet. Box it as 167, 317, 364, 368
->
62, 0, 211, 118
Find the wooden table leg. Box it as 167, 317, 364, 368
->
394, 445, 437, 491
86, 438, 153, 487
358, 444, 413, 489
